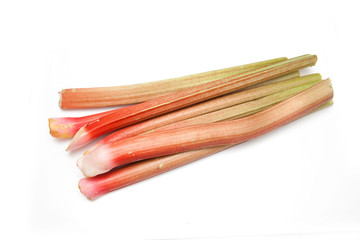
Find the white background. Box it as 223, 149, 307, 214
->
0, 0, 359, 239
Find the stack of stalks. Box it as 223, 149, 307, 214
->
49, 54, 334, 200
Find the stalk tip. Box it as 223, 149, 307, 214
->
77, 146, 113, 177
58, 90, 64, 109
48, 118, 58, 137
66, 126, 86, 151
49, 118, 72, 138
78, 178, 96, 200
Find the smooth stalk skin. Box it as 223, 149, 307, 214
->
68, 55, 318, 151
60, 57, 287, 109
87, 75, 321, 152
77, 79, 333, 177
78, 100, 333, 200
49, 72, 299, 139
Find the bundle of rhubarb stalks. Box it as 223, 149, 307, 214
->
49, 54, 333, 200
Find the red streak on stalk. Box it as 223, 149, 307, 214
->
77, 79, 333, 177
68, 55, 317, 151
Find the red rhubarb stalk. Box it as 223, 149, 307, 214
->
87, 74, 321, 150
77, 79, 333, 177
60, 57, 288, 109
68, 54, 318, 151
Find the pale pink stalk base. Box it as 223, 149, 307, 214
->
77, 79, 333, 177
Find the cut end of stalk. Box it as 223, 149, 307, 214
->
49, 118, 75, 139
77, 147, 113, 176
58, 90, 64, 109
60, 89, 80, 109
78, 178, 97, 200
323, 78, 333, 94
66, 126, 87, 151
77, 155, 90, 176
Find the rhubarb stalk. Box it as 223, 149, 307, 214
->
154, 82, 320, 132
68, 54, 318, 151
79, 146, 231, 200
88, 74, 321, 151
83, 80, 318, 164
79, 100, 333, 200
77, 79, 333, 177
60, 57, 288, 109
50, 72, 299, 139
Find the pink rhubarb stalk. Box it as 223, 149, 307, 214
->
77, 79, 333, 177
68, 54, 317, 151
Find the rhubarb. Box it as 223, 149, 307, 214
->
49, 73, 299, 139
84, 80, 318, 162
88, 74, 321, 151
154, 81, 320, 132
77, 79, 333, 177
78, 100, 333, 200
68, 54, 318, 151
60, 57, 287, 109
79, 146, 231, 200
